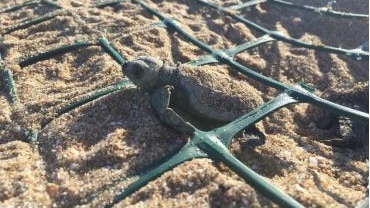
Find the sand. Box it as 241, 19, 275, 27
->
0, 0, 368, 207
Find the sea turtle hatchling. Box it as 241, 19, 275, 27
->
122, 56, 265, 144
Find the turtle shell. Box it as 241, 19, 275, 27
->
172, 64, 263, 122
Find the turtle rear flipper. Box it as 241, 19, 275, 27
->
321, 138, 361, 147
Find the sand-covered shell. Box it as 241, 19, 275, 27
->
174, 64, 263, 122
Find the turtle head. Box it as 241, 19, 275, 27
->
122, 56, 163, 91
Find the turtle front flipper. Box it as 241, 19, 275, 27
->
241, 125, 266, 148
150, 85, 196, 135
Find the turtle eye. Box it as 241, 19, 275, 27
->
121, 62, 128, 68
132, 67, 144, 78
